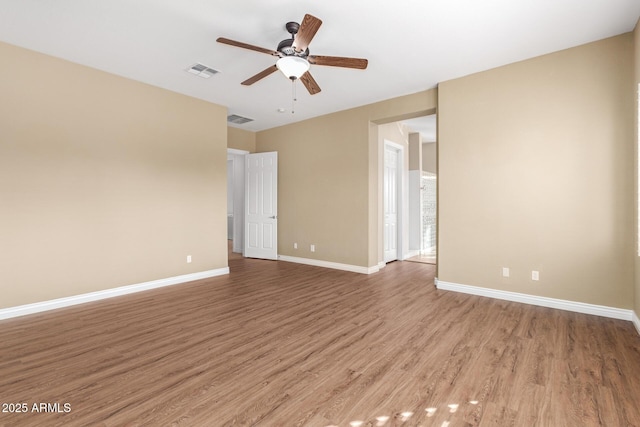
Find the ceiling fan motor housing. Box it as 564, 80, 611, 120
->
277, 38, 309, 57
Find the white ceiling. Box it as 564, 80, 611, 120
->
1, 1, 639, 132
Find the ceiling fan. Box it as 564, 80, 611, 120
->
217, 14, 368, 95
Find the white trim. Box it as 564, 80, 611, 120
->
378, 261, 386, 270
434, 279, 633, 321
405, 249, 420, 259
633, 311, 640, 336
228, 149, 246, 254
227, 148, 249, 155
0, 268, 229, 321
278, 255, 379, 274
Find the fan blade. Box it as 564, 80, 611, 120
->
308, 55, 368, 69
241, 65, 278, 86
300, 71, 321, 95
217, 37, 280, 56
292, 14, 322, 53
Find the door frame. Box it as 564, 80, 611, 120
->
227, 148, 248, 253
382, 139, 406, 264
244, 151, 278, 260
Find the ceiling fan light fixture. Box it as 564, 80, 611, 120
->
276, 56, 310, 79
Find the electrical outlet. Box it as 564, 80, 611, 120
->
532, 270, 539, 281
502, 267, 510, 277
310, 244, 315, 252
294, 243, 298, 249
187, 255, 192, 263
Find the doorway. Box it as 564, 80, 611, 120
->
377, 114, 437, 267
383, 140, 404, 263
227, 148, 248, 254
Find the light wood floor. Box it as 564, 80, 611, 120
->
405, 254, 436, 265
1, 252, 640, 426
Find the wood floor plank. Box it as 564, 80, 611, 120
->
1, 251, 640, 426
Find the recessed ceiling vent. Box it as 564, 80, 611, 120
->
227, 114, 254, 125
186, 63, 219, 78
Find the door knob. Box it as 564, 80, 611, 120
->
269, 215, 277, 219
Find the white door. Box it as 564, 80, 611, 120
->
384, 146, 399, 262
245, 152, 278, 260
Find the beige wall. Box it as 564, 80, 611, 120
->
0, 42, 228, 309
379, 122, 409, 149
408, 133, 422, 172
256, 90, 437, 268
438, 34, 635, 308
255, 110, 370, 266
228, 127, 256, 152
3, 28, 635, 316
422, 142, 437, 174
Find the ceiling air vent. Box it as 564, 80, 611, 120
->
227, 114, 254, 125
186, 63, 219, 78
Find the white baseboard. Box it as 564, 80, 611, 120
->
378, 261, 386, 270
278, 255, 379, 274
404, 250, 420, 259
0, 267, 229, 321
435, 279, 634, 322
633, 311, 640, 336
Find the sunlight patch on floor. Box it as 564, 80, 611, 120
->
324, 398, 482, 426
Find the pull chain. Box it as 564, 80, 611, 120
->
291, 78, 297, 114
